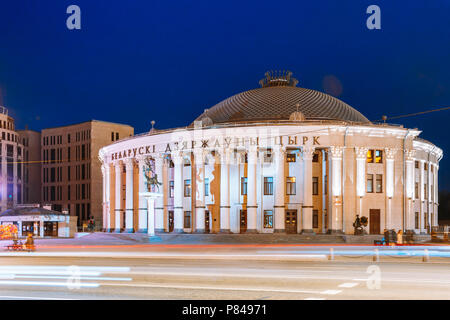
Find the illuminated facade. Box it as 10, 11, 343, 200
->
0, 106, 28, 211
99, 71, 443, 235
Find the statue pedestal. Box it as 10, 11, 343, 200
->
139, 192, 163, 240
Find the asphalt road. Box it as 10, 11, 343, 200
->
0, 247, 449, 300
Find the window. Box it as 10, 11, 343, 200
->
184, 180, 191, 197
264, 177, 273, 195
264, 210, 273, 228
375, 150, 383, 163
313, 210, 319, 228
367, 150, 374, 163
264, 149, 273, 163
184, 211, 191, 228
424, 163, 428, 170
169, 181, 174, 198
376, 174, 383, 193
367, 174, 374, 193
415, 212, 419, 229
115, 132, 119, 141
415, 161, 419, 169
286, 153, 296, 162
424, 183, 427, 200
286, 177, 296, 195
312, 153, 319, 162
204, 178, 210, 196
324, 175, 328, 195
241, 177, 248, 195
312, 177, 319, 195
415, 182, 419, 199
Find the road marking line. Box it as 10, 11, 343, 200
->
338, 283, 358, 288
102, 282, 326, 295
353, 278, 450, 284
320, 290, 342, 295
0, 280, 99, 288
0, 295, 76, 300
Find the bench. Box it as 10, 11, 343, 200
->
5, 244, 36, 252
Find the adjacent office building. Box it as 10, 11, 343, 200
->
41, 120, 134, 227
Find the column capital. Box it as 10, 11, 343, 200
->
135, 155, 147, 164
385, 148, 397, 160
193, 148, 207, 161
405, 149, 416, 161
113, 160, 123, 168
272, 144, 286, 154
329, 146, 343, 159
219, 148, 233, 164
355, 147, 368, 160
171, 151, 185, 165
101, 163, 107, 175
124, 158, 135, 168
302, 146, 315, 160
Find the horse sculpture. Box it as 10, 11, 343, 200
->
144, 158, 162, 192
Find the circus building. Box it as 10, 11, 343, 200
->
99, 71, 443, 236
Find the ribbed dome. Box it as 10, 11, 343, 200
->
192, 71, 370, 125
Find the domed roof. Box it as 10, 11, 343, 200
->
193, 71, 369, 125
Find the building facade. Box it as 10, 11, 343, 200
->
17, 129, 41, 204
99, 71, 443, 235
0, 106, 28, 211
41, 120, 134, 227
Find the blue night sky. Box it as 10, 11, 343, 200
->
0, 1, 449, 189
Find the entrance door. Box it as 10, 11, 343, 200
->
168, 211, 174, 232
22, 222, 34, 236
44, 222, 58, 237
205, 211, 210, 233
285, 210, 297, 234
369, 209, 381, 234
240, 210, 247, 233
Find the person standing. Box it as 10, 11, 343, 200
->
397, 230, 403, 245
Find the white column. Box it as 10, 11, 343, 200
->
172, 152, 184, 233
385, 148, 396, 230
146, 197, 156, 236
302, 147, 315, 234
101, 164, 107, 231
246, 146, 258, 233
355, 147, 368, 222
155, 155, 165, 232
124, 158, 134, 233
405, 150, 415, 231
114, 162, 122, 233
273, 145, 285, 233
428, 160, 432, 232
330, 146, 343, 233
220, 148, 231, 233
433, 164, 439, 226
137, 156, 148, 233
419, 160, 425, 233
105, 164, 111, 232
194, 150, 206, 233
